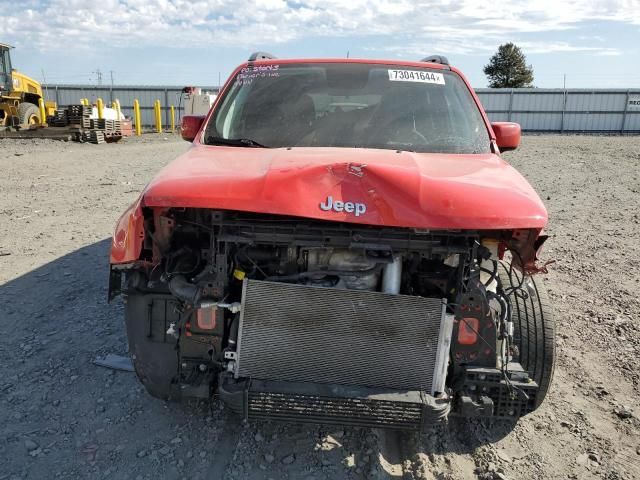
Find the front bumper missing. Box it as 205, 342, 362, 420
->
218, 373, 450, 430
217, 364, 539, 429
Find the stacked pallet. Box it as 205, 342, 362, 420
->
50, 110, 69, 127
67, 105, 92, 129
90, 118, 122, 140
81, 130, 106, 144
46, 104, 124, 144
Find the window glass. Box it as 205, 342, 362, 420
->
205, 63, 490, 154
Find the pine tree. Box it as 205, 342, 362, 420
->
483, 43, 534, 88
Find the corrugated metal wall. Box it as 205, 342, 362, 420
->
475, 88, 640, 132
43, 85, 640, 132
42, 85, 219, 127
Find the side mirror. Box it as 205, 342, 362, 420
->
492, 122, 521, 152
181, 115, 205, 142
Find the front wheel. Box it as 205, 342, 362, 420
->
497, 261, 555, 410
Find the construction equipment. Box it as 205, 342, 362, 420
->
0, 103, 132, 143
0, 42, 55, 127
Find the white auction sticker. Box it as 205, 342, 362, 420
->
388, 69, 445, 85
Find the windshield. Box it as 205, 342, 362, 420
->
205, 62, 490, 154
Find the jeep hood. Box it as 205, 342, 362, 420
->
141, 145, 547, 230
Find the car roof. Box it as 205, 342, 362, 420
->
242, 57, 451, 71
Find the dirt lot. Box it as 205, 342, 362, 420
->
1, 134, 639, 480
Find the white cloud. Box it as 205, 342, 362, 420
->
0, 0, 637, 55
511, 41, 622, 55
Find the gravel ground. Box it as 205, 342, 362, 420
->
0, 134, 639, 480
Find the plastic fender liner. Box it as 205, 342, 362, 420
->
509, 228, 550, 274
108, 267, 122, 302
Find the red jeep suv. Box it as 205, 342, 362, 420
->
110, 52, 553, 430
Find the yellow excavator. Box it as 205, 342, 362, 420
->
0, 42, 55, 127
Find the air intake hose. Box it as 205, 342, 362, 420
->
381, 255, 402, 294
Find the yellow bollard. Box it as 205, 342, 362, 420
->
97, 98, 104, 119
170, 105, 175, 132
154, 99, 162, 133
112, 100, 122, 120
38, 98, 47, 126
133, 99, 142, 136
157, 100, 162, 133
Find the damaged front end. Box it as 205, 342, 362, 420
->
110, 207, 545, 429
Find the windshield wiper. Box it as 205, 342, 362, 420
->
206, 136, 269, 148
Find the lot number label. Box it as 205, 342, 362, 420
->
388, 69, 445, 85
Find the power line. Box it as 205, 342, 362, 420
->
92, 68, 102, 85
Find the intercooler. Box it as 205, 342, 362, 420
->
235, 280, 446, 392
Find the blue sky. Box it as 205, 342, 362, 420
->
2, 0, 639, 88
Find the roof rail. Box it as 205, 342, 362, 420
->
420, 55, 449, 66
248, 51, 277, 61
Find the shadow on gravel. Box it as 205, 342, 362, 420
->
374, 418, 515, 477
0, 239, 515, 479
1, 239, 215, 478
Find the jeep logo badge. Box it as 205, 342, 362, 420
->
319, 195, 366, 217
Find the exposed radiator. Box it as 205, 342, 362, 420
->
236, 280, 445, 392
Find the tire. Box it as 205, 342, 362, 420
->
17, 102, 41, 126
496, 260, 555, 410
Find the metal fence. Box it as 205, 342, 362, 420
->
475, 88, 640, 133
43, 84, 640, 133
42, 84, 219, 127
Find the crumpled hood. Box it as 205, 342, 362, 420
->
141, 145, 547, 230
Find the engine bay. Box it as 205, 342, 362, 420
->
111, 208, 540, 425
134, 209, 477, 297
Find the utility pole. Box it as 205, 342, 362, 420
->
563, 74, 566, 89
110, 70, 115, 103
41, 69, 49, 98
93, 68, 103, 85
